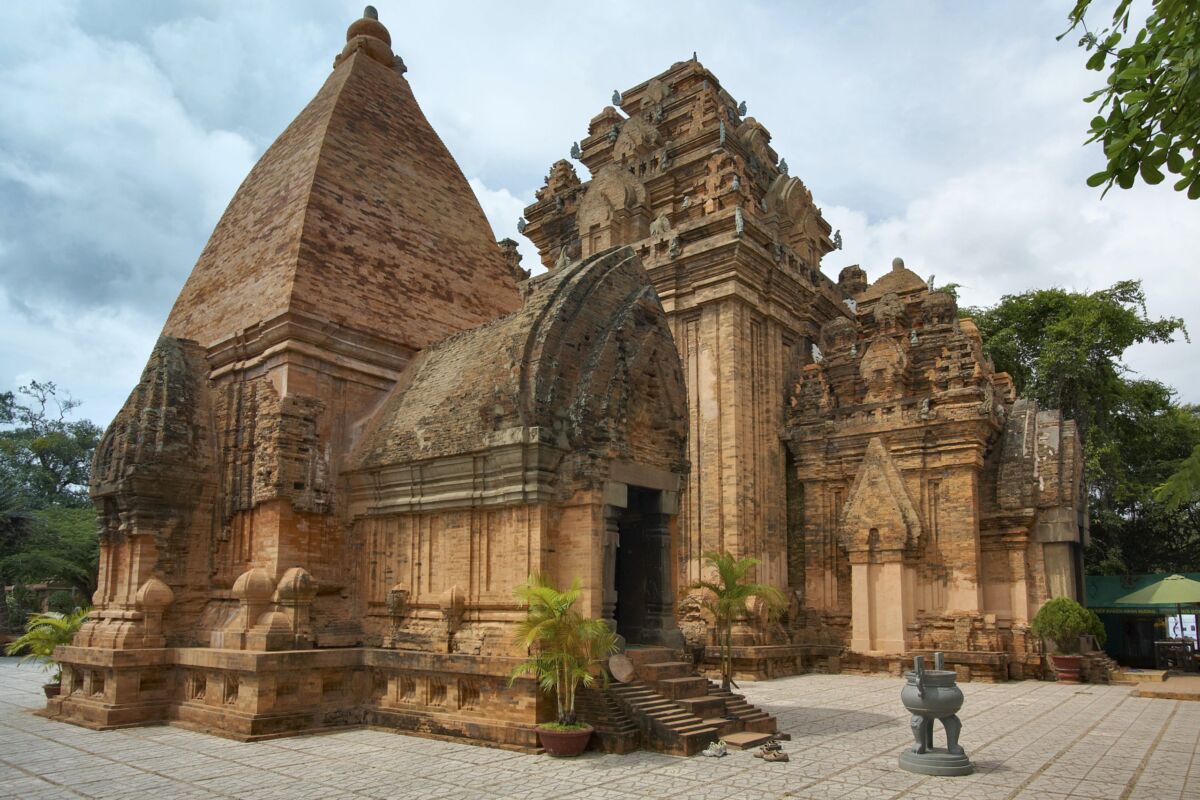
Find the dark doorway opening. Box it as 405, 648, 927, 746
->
613, 486, 670, 645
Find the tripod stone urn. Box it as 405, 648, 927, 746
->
898, 652, 972, 776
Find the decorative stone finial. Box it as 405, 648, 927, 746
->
337, 6, 395, 69
892, 256, 905, 271
612, 89, 622, 105
737, 100, 748, 116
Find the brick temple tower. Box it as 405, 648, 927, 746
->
521, 58, 848, 603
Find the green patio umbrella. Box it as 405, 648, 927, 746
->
1116, 574, 1200, 642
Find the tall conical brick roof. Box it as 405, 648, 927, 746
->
162, 8, 520, 351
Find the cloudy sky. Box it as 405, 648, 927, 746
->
1, 0, 1196, 427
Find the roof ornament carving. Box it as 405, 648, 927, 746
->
612, 89, 623, 105
570, 141, 582, 160
734, 206, 744, 237
516, 217, 527, 233
719, 120, 727, 146
779, 158, 789, 175
833, 229, 843, 250
644, 78, 671, 110
737, 99, 748, 116
336, 6, 396, 70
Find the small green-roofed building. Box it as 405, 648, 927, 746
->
1086, 572, 1200, 667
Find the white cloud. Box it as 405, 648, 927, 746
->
0, 286, 156, 425
467, 178, 541, 275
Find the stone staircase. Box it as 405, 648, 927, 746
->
704, 681, 777, 733
1082, 651, 1124, 684
604, 646, 778, 755
575, 684, 640, 753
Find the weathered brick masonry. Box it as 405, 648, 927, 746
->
46, 6, 1085, 753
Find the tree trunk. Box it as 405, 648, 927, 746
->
722, 619, 733, 690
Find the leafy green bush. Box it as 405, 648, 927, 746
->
46, 590, 80, 615
1031, 596, 1106, 654
3, 584, 37, 633
4, 607, 90, 682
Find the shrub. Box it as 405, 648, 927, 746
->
1031, 596, 1105, 654
507, 574, 618, 728
46, 589, 79, 615
4, 607, 90, 682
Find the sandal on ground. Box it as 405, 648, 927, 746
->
753, 742, 783, 757
761, 750, 789, 762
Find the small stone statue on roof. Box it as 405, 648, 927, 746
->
779, 158, 789, 175
570, 141, 581, 159
612, 89, 622, 105
833, 229, 843, 250
737, 99, 747, 116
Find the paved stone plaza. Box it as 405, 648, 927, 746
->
1, 658, 1195, 800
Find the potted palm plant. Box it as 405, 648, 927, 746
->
685, 551, 786, 690
508, 574, 618, 757
5, 607, 90, 697
1030, 597, 1106, 683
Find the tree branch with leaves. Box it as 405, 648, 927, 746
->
1061, 0, 1200, 197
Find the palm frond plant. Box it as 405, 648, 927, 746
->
507, 574, 618, 729
685, 551, 786, 690
4, 607, 89, 684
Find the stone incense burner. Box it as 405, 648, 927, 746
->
898, 652, 972, 776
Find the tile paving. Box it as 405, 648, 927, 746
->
1, 657, 1196, 799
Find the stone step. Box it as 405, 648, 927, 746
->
721, 730, 776, 750
624, 647, 677, 668
676, 696, 726, 718
742, 716, 777, 734
638, 661, 694, 682
656, 676, 710, 699
703, 717, 743, 736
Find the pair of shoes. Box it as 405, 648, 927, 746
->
760, 750, 790, 762
701, 740, 727, 758
752, 741, 782, 758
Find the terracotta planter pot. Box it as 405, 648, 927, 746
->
43, 682, 61, 698
536, 724, 593, 757
1050, 654, 1083, 683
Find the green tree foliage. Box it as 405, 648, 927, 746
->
1155, 442, 1200, 508
0, 507, 100, 595
0, 480, 33, 555
1, 382, 102, 630
507, 574, 618, 728
969, 280, 1198, 575
0, 381, 102, 508
1061, 0, 1200, 197
684, 551, 786, 690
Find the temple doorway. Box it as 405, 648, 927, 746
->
612, 486, 672, 645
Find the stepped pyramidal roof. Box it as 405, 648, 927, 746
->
162, 7, 520, 352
